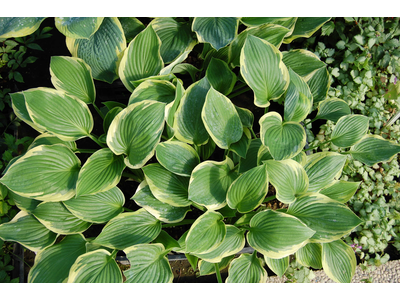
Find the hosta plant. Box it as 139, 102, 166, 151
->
1, 17, 400, 283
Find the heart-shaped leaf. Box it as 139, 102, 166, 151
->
264, 256, 290, 277
331, 115, 369, 148
226, 251, 268, 283
55, 17, 104, 39
296, 242, 322, 269
322, 240, 356, 283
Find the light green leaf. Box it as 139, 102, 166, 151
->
287, 193, 362, 243
0, 211, 57, 252
119, 25, 163, 92
64, 187, 125, 223
123, 243, 172, 283
202, 87, 243, 149
320, 180, 360, 203
206, 58, 237, 95
0, 144, 80, 201
199, 255, 234, 276
306, 67, 331, 103
93, 209, 161, 250
55, 17, 104, 39
283, 17, 331, 43
241, 35, 289, 107
50, 56, 96, 104
265, 159, 309, 204
165, 79, 185, 130
28, 132, 77, 152
76, 148, 125, 197
28, 234, 87, 283
128, 80, 176, 105
192, 17, 239, 50
227, 164, 268, 213
66, 17, 126, 84
68, 249, 122, 283
349, 135, 400, 166
226, 251, 267, 283
322, 240, 356, 283
282, 49, 326, 79
264, 256, 290, 277
106, 100, 165, 169
188, 157, 238, 210
185, 211, 226, 255
0, 17, 46, 38
331, 115, 369, 148
314, 98, 351, 122
296, 243, 322, 269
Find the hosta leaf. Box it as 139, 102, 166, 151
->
206, 58, 237, 95
304, 152, 347, 193
287, 193, 362, 243
226, 251, 267, 283
331, 115, 369, 148
199, 255, 234, 276
93, 209, 161, 250
28, 132, 77, 152
264, 256, 290, 277
156, 140, 200, 177
247, 210, 315, 259
0, 144, 80, 201
282, 49, 326, 79
28, 234, 87, 283
165, 79, 185, 130
152, 230, 181, 251
103, 107, 123, 135
50, 56, 96, 104
0, 211, 57, 252
107, 100, 165, 169
132, 181, 190, 223
349, 135, 400, 166
68, 249, 122, 283
257, 144, 274, 165
306, 67, 331, 103
0, 17, 46, 38
296, 242, 322, 269
265, 159, 309, 204
240, 17, 294, 27
160, 49, 194, 76
283, 17, 331, 43
23, 88, 93, 141
241, 35, 289, 107
128, 80, 176, 105
64, 187, 125, 223
314, 98, 351, 122
235, 106, 254, 128
227, 164, 268, 213
192, 17, 239, 50
118, 17, 145, 43
259, 112, 306, 160
119, 25, 163, 92
66, 17, 126, 84
185, 211, 226, 255
202, 87, 243, 149
76, 148, 125, 197
229, 127, 251, 158
196, 225, 245, 263
173, 77, 211, 145
142, 163, 191, 207
322, 240, 356, 283
7, 190, 40, 213
123, 243, 172, 283
55, 17, 103, 39
188, 157, 238, 210
239, 138, 262, 173
320, 180, 360, 203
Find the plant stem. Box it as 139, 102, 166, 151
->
214, 263, 222, 283
191, 202, 206, 212
124, 207, 134, 212
250, 127, 258, 139
88, 134, 105, 148
111, 249, 118, 258
227, 86, 251, 99
303, 117, 318, 127
231, 82, 248, 93
122, 171, 142, 182
162, 219, 196, 228
75, 149, 97, 154
93, 102, 105, 119
303, 139, 331, 152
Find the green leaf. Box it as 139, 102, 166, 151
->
123, 243, 172, 283
28, 234, 87, 283
229, 127, 251, 158
119, 25, 163, 92
296, 243, 322, 269
322, 240, 356, 283
66, 17, 126, 84
247, 210, 315, 259
132, 180, 190, 223
156, 140, 200, 177
304, 152, 347, 193
287, 193, 362, 243
265, 159, 309, 204
320, 180, 360, 203
103, 107, 123, 135
0, 144, 80, 201
33, 202, 91, 234
107, 100, 165, 169
118, 17, 144, 43
264, 256, 289, 277
282, 49, 326, 79
202, 87, 243, 149
7, 190, 40, 213
0, 211, 57, 252
314, 98, 351, 122
206, 58, 237, 95
76, 149, 125, 197
227, 164, 268, 213
152, 230, 181, 251
188, 157, 238, 210
64, 187, 125, 223
241, 35, 289, 107
185, 211, 226, 255
239, 138, 262, 173
226, 251, 267, 283
306, 66, 331, 103
55, 17, 104, 39
331, 115, 369, 148
283, 17, 331, 43
23, 88, 94, 141
321, 21, 335, 36
128, 79, 176, 105
235, 105, 254, 128
192, 17, 239, 50
28, 132, 77, 152
68, 249, 122, 283
0, 17, 46, 38
93, 209, 161, 250
50, 56, 96, 104
198, 255, 234, 276
142, 163, 191, 207
349, 135, 400, 166
259, 112, 306, 160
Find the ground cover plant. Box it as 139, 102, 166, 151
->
0, 17, 400, 283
